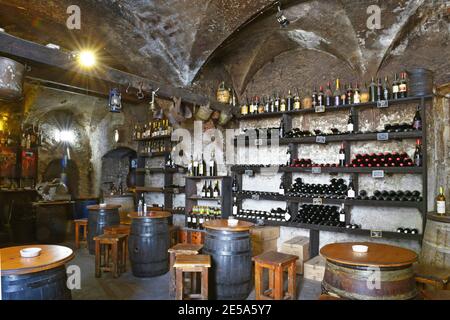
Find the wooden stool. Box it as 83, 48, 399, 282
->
174, 254, 210, 300
94, 233, 128, 278
421, 289, 450, 300
318, 294, 344, 300
74, 219, 88, 249
168, 243, 203, 297
104, 224, 131, 235
414, 263, 450, 290
253, 251, 299, 300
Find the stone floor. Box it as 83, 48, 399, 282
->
67, 244, 322, 300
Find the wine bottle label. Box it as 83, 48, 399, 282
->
187, 217, 192, 222
294, 102, 300, 109
339, 213, 345, 222
392, 85, 399, 93
279, 188, 285, 195
232, 206, 238, 215
437, 200, 446, 214
339, 153, 345, 160
354, 95, 360, 104
192, 217, 197, 223
399, 84, 407, 92
348, 189, 355, 198
347, 123, 354, 132
213, 191, 218, 198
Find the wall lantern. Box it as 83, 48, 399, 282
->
113, 129, 120, 143
108, 88, 122, 113
276, 2, 290, 28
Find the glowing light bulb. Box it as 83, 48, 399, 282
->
78, 50, 96, 68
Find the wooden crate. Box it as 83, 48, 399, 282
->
280, 236, 310, 261
251, 226, 280, 256
304, 255, 326, 282
252, 239, 278, 257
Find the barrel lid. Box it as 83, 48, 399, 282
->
32, 201, 75, 206
128, 211, 172, 219
204, 219, 254, 232
87, 204, 121, 210
427, 212, 450, 223
0, 245, 74, 276
320, 242, 417, 268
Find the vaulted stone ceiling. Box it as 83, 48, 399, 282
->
0, 0, 449, 96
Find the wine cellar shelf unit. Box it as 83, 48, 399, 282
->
232, 95, 432, 257
185, 176, 233, 221
134, 136, 184, 211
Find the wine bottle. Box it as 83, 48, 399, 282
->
280, 96, 287, 112
340, 83, 347, 105
208, 181, 214, 198
232, 197, 238, 216
383, 76, 390, 100
274, 92, 280, 112
232, 175, 239, 192
353, 82, 361, 104
339, 204, 346, 224
287, 90, 293, 111
413, 106, 422, 130
325, 82, 333, 107
279, 117, 285, 138
213, 181, 220, 198
369, 77, 377, 102
318, 86, 324, 107
347, 178, 355, 198
339, 143, 346, 167
376, 78, 383, 101
199, 153, 206, 176
202, 181, 208, 198
312, 86, 318, 107
293, 90, 301, 110
347, 111, 354, 133
399, 72, 408, 98
392, 73, 399, 99
334, 79, 342, 106
188, 154, 194, 176
209, 151, 217, 176
193, 156, 199, 176
257, 96, 265, 114
279, 174, 285, 195
413, 139, 422, 167
437, 186, 446, 215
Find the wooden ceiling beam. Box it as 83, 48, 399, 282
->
0, 32, 233, 113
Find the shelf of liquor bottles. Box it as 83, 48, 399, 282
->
135, 167, 187, 174
135, 186, 185, 194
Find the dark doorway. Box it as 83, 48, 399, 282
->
43, 159, 80, 198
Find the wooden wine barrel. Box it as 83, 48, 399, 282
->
421, 213, 450, 269
87, 204, 121, 254
74, 196, 99, 219
320, 242, 418, 300
203, 219, 254, 300
104, 194, 135, 223
407, 68, 433, 97
33, 201, 74, 244
128, 211, 171, 277
0, 245, 74, 300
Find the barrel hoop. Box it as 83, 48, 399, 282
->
205, 233, 249, 242
322, 281, 417, 300
216, 279, 252, 286
2, 267, 67, 293
203, 248, 250, 256
326, 261, 414, 282
422, 240, 450, 254
327, 260, 412, 272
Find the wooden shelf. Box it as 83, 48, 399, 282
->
186, 176, 229, 180
189, 196, 222, 201
133, 134, 172, 142
138, 151, 170, 158
135, 186, 185, 194
235, 95, 433, 120
136, 167, 187, 174
280, 166, 423, 174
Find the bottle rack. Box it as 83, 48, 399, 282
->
232, 95, 432, 257
134, 131, 185, 212
184, 176, 233, 231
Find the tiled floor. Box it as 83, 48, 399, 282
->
68, 245, 322, 300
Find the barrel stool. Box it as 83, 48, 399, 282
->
253, 251, 298, 300
414, 263, 450, 290
74, 219, 88, 249
174, 254, 211, 300
168, 243, 203, 297
94, 233, 128, 278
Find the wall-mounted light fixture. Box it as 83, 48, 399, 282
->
54, 129, 76, 144
108, 88, 122, 113
276, 2, 290, 28
113, 129, 120, 143
77, 50, 97, 68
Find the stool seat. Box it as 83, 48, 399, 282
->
74, 218, 88, 224
414, 263, 450, 290
94, 233, 128, 278
253, 251, 298, 300
174, 254, 211, 268
94, 233, 128, 242
104, 224, 131, 235
169, 243, 203, 254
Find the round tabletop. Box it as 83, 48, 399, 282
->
128, 211, 172, 219
32, 201, 75, 206
320, 242, 418, 268
87, 204, 121, 210
427, 212, 450, 223
75, 196, 99, 201
204, 219, 254, 232
0, 245, 75, 276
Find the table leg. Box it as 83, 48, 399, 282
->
75, 223, 80, 249
95, 240, 101, 278
169, 252, 175, 297
176, 269, 184, 300
255, 263, 262, 300
201, 267, 208, 300
288, 263, 296, 300
274, 266, 283, 300
112, 243, 119, 278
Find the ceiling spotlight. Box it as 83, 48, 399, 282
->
77, 50, 97, 68
276, 3, 290, 28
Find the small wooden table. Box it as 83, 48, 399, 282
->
0, 245, 74, 300
320, 242, 418, 300
174, 254, 211, 300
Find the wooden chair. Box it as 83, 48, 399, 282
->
74, 219, 88, 249
94, 233, 128, 278
168, 243, 203, 297
414, 263, 450, 290
174, 254, 211, 300
253, 251, 298, 300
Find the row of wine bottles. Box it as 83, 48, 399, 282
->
187, 152, 218, 177
239, 72, 410, 115
140, 141, 172, 154
133, 119, 173, 139
232, 207, 290, 222
199, 180, 221, 198
185, 206, 222, 230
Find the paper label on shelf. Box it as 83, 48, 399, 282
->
372, 170, 385, 178
347, 189, 355, 198
347, 123, 354, 132
377, 132, 389, 141
255, 139, 263, 146
279, 189, 285, 195
315, 136, 326, 144
370, 230, 383, 238
377, 100, 389, 108
245, 170, 254, 177
312, 167, 322, 174
315, 105, 325, 113
313, 198, 323, 205
251, 194, 260, 200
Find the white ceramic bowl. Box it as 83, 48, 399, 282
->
20, 247, 42, 258
99, 203, 107, 208
352, 245, 368, 253
228, 218, 239, 227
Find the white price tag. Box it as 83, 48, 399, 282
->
255, 139, 263, 146
315, 136, 326, 144
370, 230, 383, 238
312, 167, 322, 174
315, 105, 325, 113
251, 194, 260, 201
313, 198, 323, 205
377, 133, 389, 141
377, 100, 389, 108
372, 170, 385, 178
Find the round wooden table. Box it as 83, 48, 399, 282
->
128, 211, 172, 277
320, 242, 418, 300
87, 204, 121, 254
0, 245, 74, 300
203, 219, 254, 300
